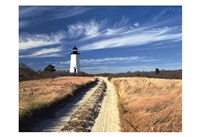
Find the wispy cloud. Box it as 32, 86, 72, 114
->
19, 6, 92, 29
19, 31, 66, 50
80, 26, 181, 51
152, 8, 181, 23
84, 21, 101, 38
66, 17, 132, 39
19, 20, 181, 57
19, 19, 107, 52
80, 56, 144, 65
19, 20, 32, 29
113, 17, 129, 28
130, 22, 140, 29
20, 46, 63, 58
20, 7, 42, 18
59, 56, 158, 66
51, 7, 92, 20
67, 19, 106, 39
133, 22, 140, 27
19, 13, 181, 52
19, 7, 181, 59
60, 61, 70, 65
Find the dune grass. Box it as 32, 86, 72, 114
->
19, 76, 96, 120
112, 77, 182, 132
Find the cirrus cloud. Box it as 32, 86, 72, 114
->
80, 26, 181, 51
20, 46, 63, 58
19, 31, 66, 50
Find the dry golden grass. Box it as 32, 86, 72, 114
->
112, 77, 182, 132
19, 76, 95, 120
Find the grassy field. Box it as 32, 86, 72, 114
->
19, 76, 96, 120
112, 77, 182, 132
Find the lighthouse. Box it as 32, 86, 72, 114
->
70, 46, 80, 74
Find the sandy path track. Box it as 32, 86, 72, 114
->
31, 80, 101, 132
30, 77, 120, 132
91, 77, 121, 132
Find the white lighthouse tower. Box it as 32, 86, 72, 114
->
70, 46, 80, 73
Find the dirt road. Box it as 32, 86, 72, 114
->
30, 77, 121, 132
91, 77, 121, 132
31, 80, 102, 132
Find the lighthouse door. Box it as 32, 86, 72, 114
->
73, 67, 77, 74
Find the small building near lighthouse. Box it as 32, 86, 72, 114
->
70, 46, 80, 74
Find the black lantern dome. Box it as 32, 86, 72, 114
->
70, 46, 80, 55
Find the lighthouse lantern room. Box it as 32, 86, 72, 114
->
70, 46, 80, 74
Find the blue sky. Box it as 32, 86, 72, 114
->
19, 6, 182, 74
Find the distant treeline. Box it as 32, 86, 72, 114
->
19, 63, 182, 81
19, 69, 93, 81
97, 69, 182, 80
